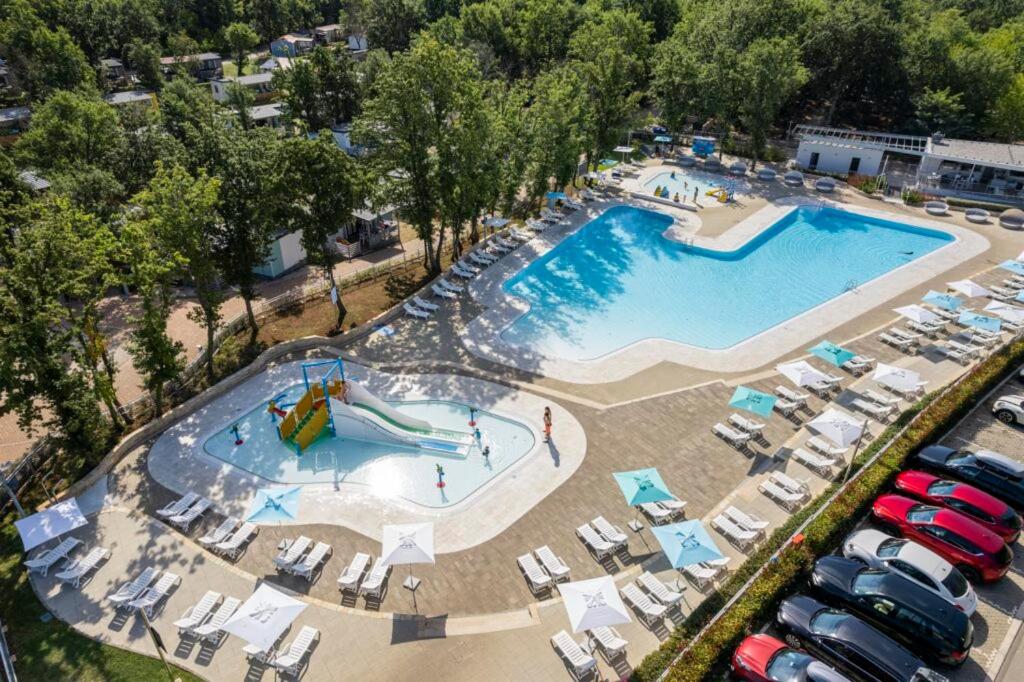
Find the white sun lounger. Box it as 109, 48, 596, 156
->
487, 239, 512, 254
580, 189, 598, 201
775, 386, 810, 405
724, 506, 769, 532
107, 567, 158, 607
525, 218, 547, 231
413, 296, 439, 311
194, 596, 241, 643
168, 497, 213, 531
773, 398, 800, 416
990, 286, 1017, 299
274, 536, 312, 570
129, 571, 180, 617
540, 208, 565, 223
890, 328, 922, 342
214, 522, 257, 559
862, 389, 901, 407
551, 630, 597, 679
637, 571, 684, 607
639, 502, 674, 523
588, 626, 627, 658
591, 516, 628, 550
936, 344, 970, 365
759, 479, 805, 511
534, 546, 570, 582
712, 514, 758, 549
807, 436, 848, 457
509, 227, 533, 241
852, 398, 895, 422
773, 471, 810, 494
271, 626, 319, 677
198, 517, 238, 549
338, 552, 371, 592
620, 583, 667, 625
960, 331, 999, 347
469, 251, 495, 267
157, 492, 199, 518
439, 277, 464, 293
683, 562, 717, 589
929, 307, 959, 321
728, 413, 765, 434
55, 546, 109, 587
713, 423, 751, 448
842, 356, 874, 375
576, 524, 615, 559
24, 537, 82, 576
704, 556, 732, 577
879, 379, 928, 399
451, 264, 475, 279
173, 590, 222, 636
949, 340, 984, 356
431, 283, 457, 299
907, 320, 944, 337
793, 448, 838, 479
659, 497, 687, 516
403, 302, 430, 319
496, 234, 519, 249
475, 248, 499, 262
879, 333, 916, 352
358, 557, 391, 598
288, 541, 331, 581
517, 553, 552, 593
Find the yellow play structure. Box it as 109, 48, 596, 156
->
706, 188, 730, 203
275, 375, 345, 454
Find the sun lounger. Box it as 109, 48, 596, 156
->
432, 283, 457, 299
683, 562, 717, 589
517, 553, 552, 593
637, 571, 684, 607
588, 626, 627, 658
580, 189, 598, 201
862, 389, 901, 407
168, 497, 212, 531
879, 333, 915, 353
551, 630, 597, 680
274, 536, 312, 570
198, 517, 238, 549
413, 296, 439, 311
55, 546, 109, 587
807, 435, 848, 457
451, 263, 476, 279
494, 235, 517, 250
773, 471, 810, 494
724, 506, 768, 532
403, 302, 431, 319
639, 502, 674, 523
793, 448, 838, 479
24, 537, 82, 576
851, 398, 895, 422
960, 331, 999, 347
907, 320, 944, 337
487, 239, 512, 254
576, 524, 615, 559
620, 583, 667, 625
937, 344, 971, 365
288, 541, 331, 580
928, 307, 959, 321
337, 552, 371, 592
773, 397, 800, 416
534, 545, 570, 582
879, 380, 928, 399
358, 557, 391, 598
890, 328, 922, 342
509, 227, 533, 241
1002, 279, 1024, 291
807, 379, 837, 397
728, 413, 765, 434
194, 596, 241, 643
704, 556, 732, 577
214, 522, 257, 559
540, 208, 565, 223
842, 356, 875, 375
775, 386, 810, 405
157, 492, 199, 518
712, 514, 758, 549
129, 571, 180, 617
990, 286, 1017, 299
271, 626, 319, 677
713, 423, 752, 448
244, 642, 277, 664
439, 277, 464, 293
759, 478, 806, 511
173, 590, 221, 636
525, 218, 546, 231
948, 340, 983, 357
660, 497, 687, 516
469, 251, 493, 267
591, 516, 628, 550
107, 567, 158, 607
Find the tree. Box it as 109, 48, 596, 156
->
17, 26, 93, 100
226, 82, 256, 129
121, 212, 185, 417
279, 135, 362, 328
523, 66, 587, 204
274, 47, 359, 130
224, 22, 259, 73
126, 39, 164, 90
736, 38, 808, 168
366, 0, 426, 53
987, 74, 1024, 141
134, 163, 224, 383
14, 90, 124, 172
913, 87, 968, 135
650, 35, 709, 132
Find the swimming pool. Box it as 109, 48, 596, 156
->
203, 383, 536, 508
644, 169, 740, 201
499, 205, 953, 359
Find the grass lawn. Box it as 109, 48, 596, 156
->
221, 60, 258, 79
0, 516, 202, 682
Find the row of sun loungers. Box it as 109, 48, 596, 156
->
336, 553, 392, 598
758, 471, 810, 511
107, 566, 180, 617
517, 545, 573, 593
576, 516, 628, 560
24, 537, 82, 576
24, 538, 111, 588
157, 491, 213, 531
273, 537, 332, 581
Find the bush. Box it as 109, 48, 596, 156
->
848, 174, 886, 195
635, 339, 1024, 682
902, 189, 925, 206
721, 137, 787, 163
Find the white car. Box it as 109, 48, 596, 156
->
993, 394, 1024, 426
843, 529, 977, 615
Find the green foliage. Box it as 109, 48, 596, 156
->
913, 86, 968, 135
986, 73, 1024, 140
366, 0, 427, 53
274, 46, 360, 130
223, 21, 259, 71
14, 90, 123, 171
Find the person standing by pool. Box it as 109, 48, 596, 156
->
543, 407, 552, 443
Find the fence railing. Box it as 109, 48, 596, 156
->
0, 619, 15, 682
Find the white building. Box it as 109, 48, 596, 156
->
210, 72, 275, 103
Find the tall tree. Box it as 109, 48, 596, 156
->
366, 0, 426, 53
523, 66, 587, 204
278, 135, 362, 328
224, 21, 259, 73
135, 163, 224, 383
274, 47, 359, 130
14, 90, 124, 172
736, 37, 808, 168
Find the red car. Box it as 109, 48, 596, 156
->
873, 494, 1012, 583
732, 634, 852, 682
895, 470, 1022, 543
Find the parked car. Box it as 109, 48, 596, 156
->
842, 529, 977, 614
809, 556, 973, 666
915, 445, 1024, 509
872, 494, 1012, 582
776, 595, 950, 682
992, 394, 1024, 425
731, 633, 853, 682
894, 470, 1022, 543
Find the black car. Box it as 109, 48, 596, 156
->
777, 595, 950, 682
916, 445, 1024, 509
810, 556, 972, 666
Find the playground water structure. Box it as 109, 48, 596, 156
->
643, 169, 745, 203
202, 361, 536, 508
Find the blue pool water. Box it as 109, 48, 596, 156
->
204, 383, 535, 507
644, 170, 734, 199
500, 205, 953, 359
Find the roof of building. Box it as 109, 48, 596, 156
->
353, 203, 397, 221
103, 90, 153, 106
160, 52, 221, 65
0, 106, 31, 123
17, 170, 50, 191
101, 57, 124, 68
926, 137, 1024, 170
275, 33, 315, 44
236, 72, 274, 86
249, 103, 285, 120
316, 24, 342, 31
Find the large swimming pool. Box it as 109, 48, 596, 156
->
203, 383, 535, 508
500, 205, 953, 359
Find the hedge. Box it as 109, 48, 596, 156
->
633, 337, 1024, 682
